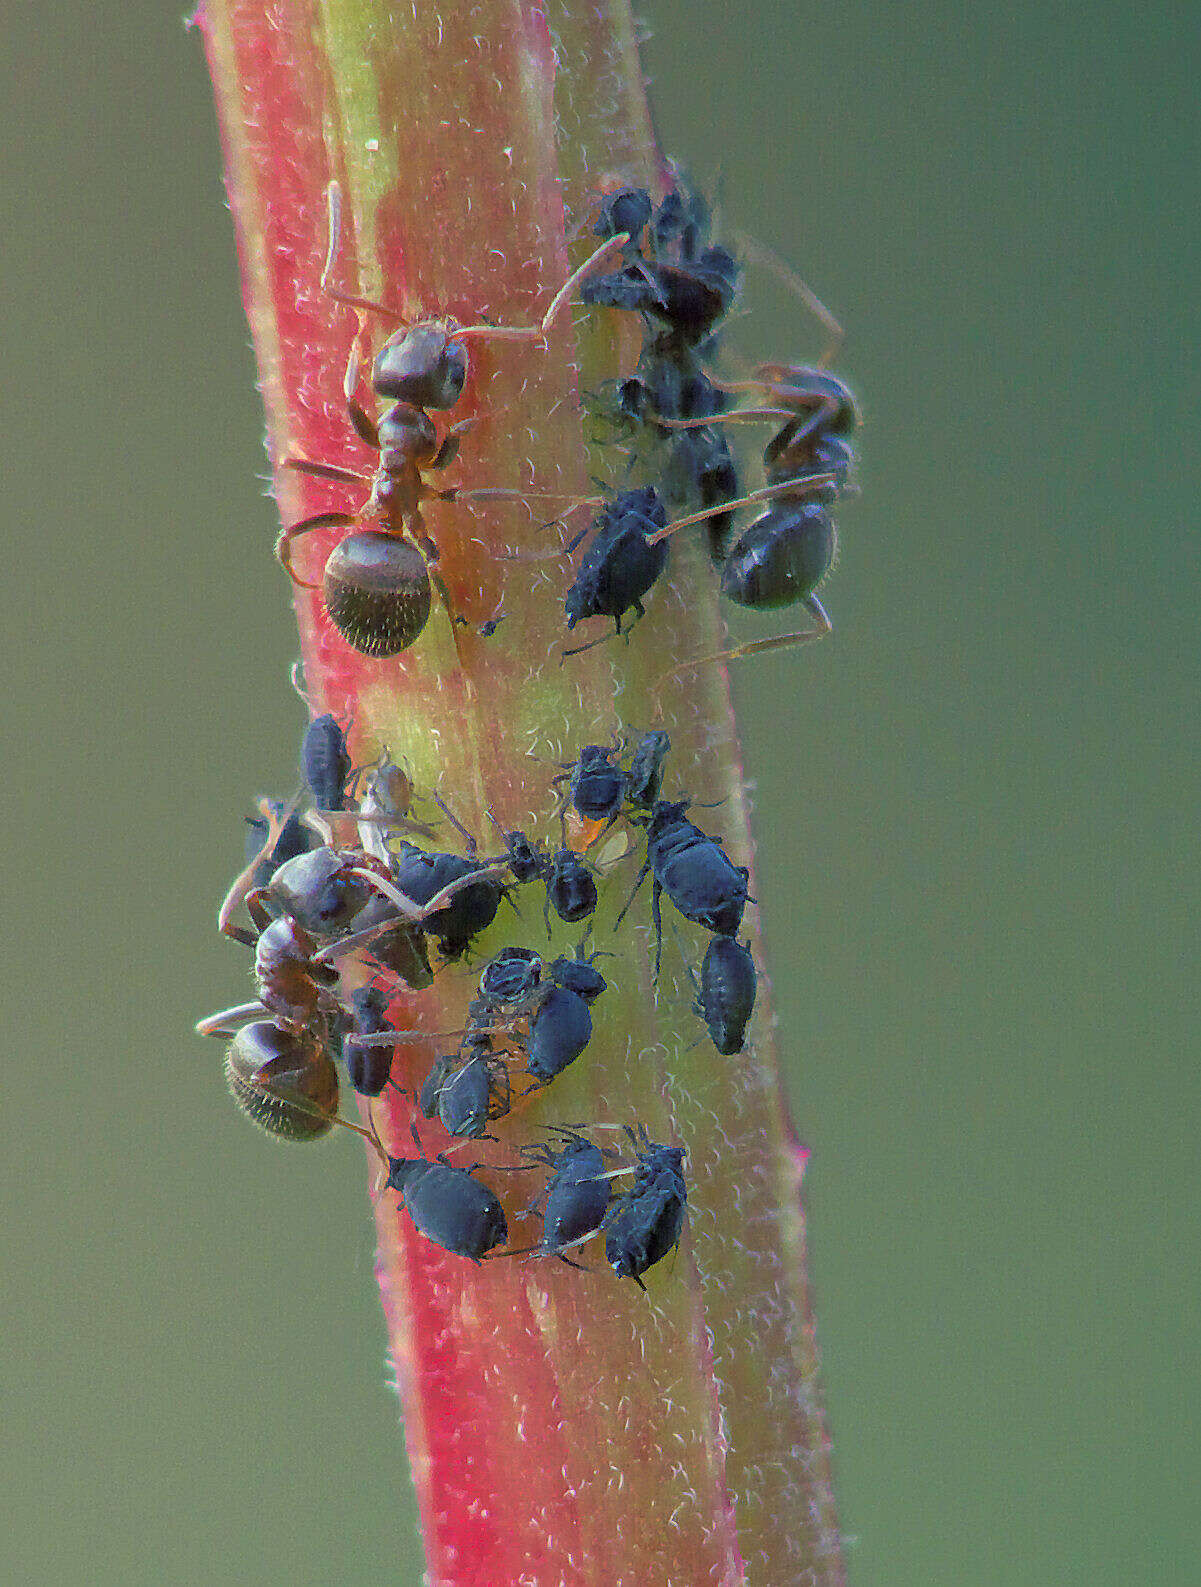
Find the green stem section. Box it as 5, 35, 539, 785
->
199, 1, 844, 1582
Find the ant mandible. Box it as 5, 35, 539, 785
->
275, 182, 630, 660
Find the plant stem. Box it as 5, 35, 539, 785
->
198, 1, 845, 1581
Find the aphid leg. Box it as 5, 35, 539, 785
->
650, 876, 665, 980
613, 852, 653, 931
275, 511, 356, 588
730, 228, 846, 366
451, 233, 632, 343
660, 594, 833, 685
646, 473, 837, 545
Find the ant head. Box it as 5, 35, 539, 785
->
374, 325, 467, 410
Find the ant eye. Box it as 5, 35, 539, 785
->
322, 531, 433, 656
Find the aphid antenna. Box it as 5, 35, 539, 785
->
343, 1027, 465, 1049
729, 228, 845, 367
430, 790, 478, 855
646, 473, 838, 546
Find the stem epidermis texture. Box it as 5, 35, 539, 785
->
199, 1, 843, 1582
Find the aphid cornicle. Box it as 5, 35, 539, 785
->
386, 1155, 509, 1261
695, 935, 757, 1055
225, 1020, 340, 1142
617, 799, 750, 975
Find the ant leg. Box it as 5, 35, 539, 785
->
659, 595, 832, 684
283, 457, 373, 487
275, 511, 356, 587
651, 407, 795, 433
195, 1001, 269, 1037
346, 861, 512, 926
452, 233, 632, 342
217, 795, 298, 941
646, 473, 838, 545
731, 229, 845, 366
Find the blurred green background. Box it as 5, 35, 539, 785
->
2, 1, 1196, 1582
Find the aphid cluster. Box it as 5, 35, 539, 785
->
199, 173, 859, 1288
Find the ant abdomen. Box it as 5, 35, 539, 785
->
720, 501, 837, 610
225, 1021, 339, 1142
322, 532, 433, 657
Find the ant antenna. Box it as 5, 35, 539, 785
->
731, 229, 845, 367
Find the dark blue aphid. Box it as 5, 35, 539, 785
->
622, 729, 670, 811
300, 713, 354, 812
390, 841, 503, 958
434, 1053, 509, 1138
536, 1132, 612, 1263
617, 800, 750, 974
478, 946, 543, 1004
548, 942, 608, 1004
419, 1053, 457, 1120
545, 848, 598, 927
526, 986, 593, 1082
342, 985, 395, 1095
563, 488, 669, 656
696, 936, 757, 1055
386, 1155, 508, 1261
563, 743, 626, 821
605, 1137, 688, 1289
499, 829, 546, 884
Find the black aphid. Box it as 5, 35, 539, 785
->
545, 848, 598, 927
244, 799, 318, 891
478, 946, 543, 1004
342, 984, 396, 1095
623, 729, 670, 811
536, 1131, 611, 1263
548, 942, 608, 1004
300, 713, 354, 812
617, 799, 749, 974
563, 488, 669, 654
386, 1156, 508, 1261
695, 936, 757, 1055
605, 1137, 688, 1289
390, 841, 503, 958
526, 986, 593, 1082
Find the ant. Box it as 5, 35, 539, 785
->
275, 182, 631, 660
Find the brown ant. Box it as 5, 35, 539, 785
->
275, 182, 631, 660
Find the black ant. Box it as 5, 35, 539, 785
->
275, 182, 630, 660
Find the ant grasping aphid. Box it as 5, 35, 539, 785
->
276, 182, 633, 660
